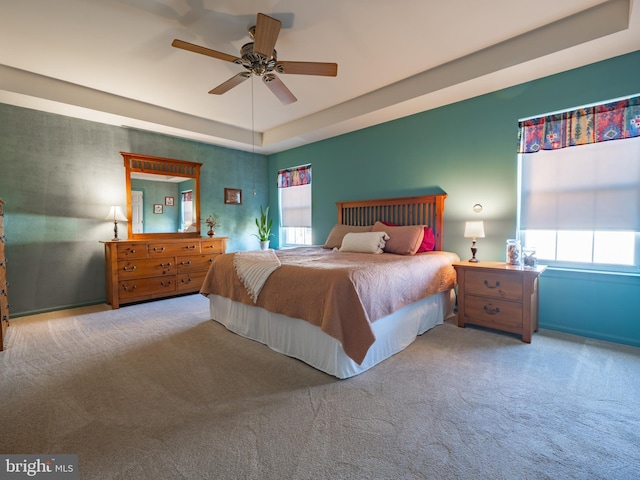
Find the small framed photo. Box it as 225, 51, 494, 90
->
154, 204, 163, 214
165, 196, 174, 206
224, 188, 242, 205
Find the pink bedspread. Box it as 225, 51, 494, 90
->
200, 247, 459, 364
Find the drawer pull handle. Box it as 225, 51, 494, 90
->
123, 265, 137, 272
181, 260, 192, 266
161, 280, 173, 287
160, 262, 172, 268
483, 304, 500, 315
185, 245, 196, 250
181, 278, 192, 284
153, 247, 166, 252
123, 284, 137, 292
483, 279, 501, 289
129, 249, 136, 254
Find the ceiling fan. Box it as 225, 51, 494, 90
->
172, 13, 338, 105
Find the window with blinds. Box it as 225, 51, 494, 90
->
517, 95, 640, 272
278, 164, 312, 246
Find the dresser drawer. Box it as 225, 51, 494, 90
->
119, 276, 177, 298
465, 270, 523, 301
177, 271, 208, 291
118, 258, 176, 279
116, 243, 148, 259
177, 254, 215, 273
464, 295, 523, 331
148, 242, 200, 256
200, 239, 225, 254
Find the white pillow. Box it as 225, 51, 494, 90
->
338, 231, 390, 254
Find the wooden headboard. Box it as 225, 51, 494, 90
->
336, 194, 447, 251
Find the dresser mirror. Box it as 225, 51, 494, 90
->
121, 152, 202, 239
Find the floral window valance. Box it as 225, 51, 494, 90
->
518, 95, 640, 154
277, 164, 311, 188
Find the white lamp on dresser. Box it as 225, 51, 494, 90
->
105, 206, 128, 241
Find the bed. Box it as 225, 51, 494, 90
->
200, 194, 459, 378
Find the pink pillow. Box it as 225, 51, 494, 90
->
379, 221, 436, 252
372, 221, 424, 255
417, 227, 436, 252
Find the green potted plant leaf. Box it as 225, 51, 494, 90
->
253, 205, 274, 250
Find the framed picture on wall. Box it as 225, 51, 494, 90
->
224, 188, 242, 205
154, 204, 163, 214
165, 196, 174, 206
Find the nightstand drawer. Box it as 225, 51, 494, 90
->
465, 270, 523, 301
464, 295, 523, 330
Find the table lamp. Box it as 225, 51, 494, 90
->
105, 206, 128, 241
464, 220, 485, 262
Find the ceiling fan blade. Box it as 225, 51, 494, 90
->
275, 61, 338, 77
253, 13, 281, 59
209, 72, 251, 95
263, 74, 297, 105
172, 39, 241, 64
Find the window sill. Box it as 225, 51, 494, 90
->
543, 265, 640, 284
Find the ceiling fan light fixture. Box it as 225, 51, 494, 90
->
240, 42, 277, 76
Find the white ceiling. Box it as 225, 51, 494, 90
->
1, 0, 638, 154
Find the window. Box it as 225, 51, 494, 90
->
517, 95, 640, 272
278, 164, 312, 246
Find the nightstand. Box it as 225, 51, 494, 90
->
453, 261, 546, 342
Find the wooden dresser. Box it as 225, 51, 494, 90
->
453, 261, 546, 343
0, 199, 9, 351
102, 237, 227, 309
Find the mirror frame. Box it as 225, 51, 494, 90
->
121, 152, 202, 239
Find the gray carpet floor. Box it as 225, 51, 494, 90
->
1, 294, 639, 480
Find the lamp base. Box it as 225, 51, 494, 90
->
468, 245, 479, 262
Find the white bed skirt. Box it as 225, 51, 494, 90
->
208, 289, 456, 379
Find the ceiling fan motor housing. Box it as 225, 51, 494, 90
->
240, 42, 277, 76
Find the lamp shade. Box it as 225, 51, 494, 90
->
105, 206, 128, 222
464, 220, 485, 239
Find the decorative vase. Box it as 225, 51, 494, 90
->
506, 239, 521, 266
260, 240, 270, 250
207, 227, 214, 237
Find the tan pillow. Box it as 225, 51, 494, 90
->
339, 232, 389, 254
371, 221, 425, 255
323, 224, 373, 249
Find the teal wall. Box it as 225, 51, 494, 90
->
0, 105, 268, 315
268, 50, 640, 348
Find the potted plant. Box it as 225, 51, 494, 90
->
253, 205, 273, 250
205, 213, 220, 237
